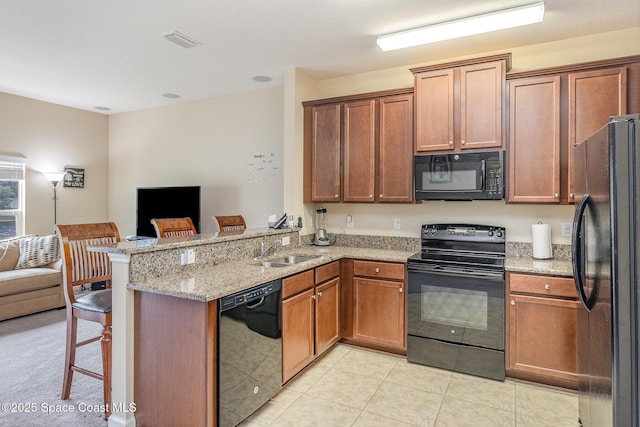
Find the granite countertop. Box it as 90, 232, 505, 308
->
505, 256, 573, 277
127, 245, 415, 302
89, 227, 296, 255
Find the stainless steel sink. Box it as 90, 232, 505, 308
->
258, 254, 320, 268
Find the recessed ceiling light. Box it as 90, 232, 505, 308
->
252, 75, 273, 83
94, 106, 111, 111
162, 93, 181, 99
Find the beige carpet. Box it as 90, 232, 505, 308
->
0, 308, 107, 426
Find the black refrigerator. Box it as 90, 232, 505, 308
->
572, 114, 639, 427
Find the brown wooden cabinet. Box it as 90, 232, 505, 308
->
282, 262, 340, 382
567, 67, 627, 201
307, 104, 341, 202
134, 292, 217, 427
507, 56, 639, 204
378, 94, 414, 202
506, 272, 579, 389
507, 76, 561, 203
303, 89, 414, 203
351, 260, 406, 351
343, 100, 376, 202
412, 55, 508, 153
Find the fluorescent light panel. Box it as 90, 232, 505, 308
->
377, 1, 545, 51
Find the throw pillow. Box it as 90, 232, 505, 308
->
16, 235, 61, 269
0, 241, 20, 271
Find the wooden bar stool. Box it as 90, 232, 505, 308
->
151, 217, 197, 237
213, 215, 247, 232
56, 222, 121, 421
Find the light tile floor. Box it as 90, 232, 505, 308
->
242, 344, 579, 427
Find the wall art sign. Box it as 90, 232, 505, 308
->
63, 167, 85, 188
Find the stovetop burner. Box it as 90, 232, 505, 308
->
409, 224, 506, 271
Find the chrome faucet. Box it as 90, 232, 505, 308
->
259, 240, 279, 258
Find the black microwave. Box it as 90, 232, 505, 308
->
414, 151, 504, 201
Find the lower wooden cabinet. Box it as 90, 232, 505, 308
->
506, 272, 579, 389
282, 262, 340, 382
350, 260, 406, 351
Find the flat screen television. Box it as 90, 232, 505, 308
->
136, 186, 201, 238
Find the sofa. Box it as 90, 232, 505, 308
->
0, 235, 65, 322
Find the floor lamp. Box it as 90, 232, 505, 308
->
43, 172, 67, 225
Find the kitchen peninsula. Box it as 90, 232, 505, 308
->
89, 227, 415, 427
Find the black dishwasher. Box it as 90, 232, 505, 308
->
217, 279, 282, 427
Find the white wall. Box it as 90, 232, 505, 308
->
0, 92, 109, 236
108, 87, 284, 237
289, 27, 640, 244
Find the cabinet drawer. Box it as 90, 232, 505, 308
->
282, 270, 314, 299
316, 261, 340, 284
353, 260, 405, 281
509, 273, 576, 298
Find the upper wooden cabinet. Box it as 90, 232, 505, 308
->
378, 94, 414, 202
567, 67, 627, 202
308, 104, 341, 202
343, 100, 376, 202
508, 76, 561, 203
412, 54, 509, 153
506, 56, 639, 204
303, 89, 414, 203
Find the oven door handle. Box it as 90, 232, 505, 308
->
408, 265, 504, 280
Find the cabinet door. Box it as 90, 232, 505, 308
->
507, 294, 578, 383
567, 67, 627, 202
310, 104, 342, 202
508, 76, 561, 203
414, 69, 454, 152
378, 94, 414, 203
343, 100, 376, 202
282, 288, 315, 382
315, 278, 340, 355
353, 277, 405, 349
460, 61, 504, 150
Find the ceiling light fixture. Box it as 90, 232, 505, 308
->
377, 1, 545, 51
252, 75, 273, 83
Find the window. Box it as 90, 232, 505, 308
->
0, 159, 26, 239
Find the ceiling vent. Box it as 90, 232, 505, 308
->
163, 31, 202, 49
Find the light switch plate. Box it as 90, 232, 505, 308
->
561, 222, 572, 237
281, 236, 290, 245
394, 218, 401, 230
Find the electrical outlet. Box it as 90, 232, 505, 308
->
346, 215, 354, 228
281, 236, 290, 246
561, 222, 572, 237
394, 218, 401, 230
181, 249, 195, 265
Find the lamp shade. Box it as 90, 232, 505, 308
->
43, 171, 67, 184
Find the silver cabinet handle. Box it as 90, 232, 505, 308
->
312, 294, 316, 300
544, 284, 551, 290
461, 140, 465, 145
399, 288, 403, 293
375, 267, 380, 273
511, 300, 515, 305
379, 194, 383, 198
448, 141, 453, 146
554, 193, 560, 198
570, 193, 575, 199
318, 291, 323, 297
369, 194, 373, 198
334, 194, 339, 198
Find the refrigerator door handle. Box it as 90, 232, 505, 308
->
572, 194, 592, 312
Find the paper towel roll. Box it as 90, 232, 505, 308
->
532, 223, 552, 259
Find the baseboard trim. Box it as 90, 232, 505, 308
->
108, 413, 136, 427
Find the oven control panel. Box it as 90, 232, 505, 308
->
421, 224, 505, 243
